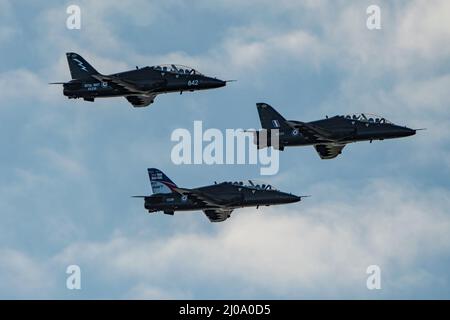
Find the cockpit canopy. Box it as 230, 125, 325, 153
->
339, 113, 392, 124
150, 64, 204, 75
225, 180, 278, 191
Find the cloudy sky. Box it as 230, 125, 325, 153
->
1, 0, 450, 299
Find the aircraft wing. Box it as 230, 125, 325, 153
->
287, 121, 335, 142
171, 187, 231, 208
92, 74, 145, 93
203, 209, 233, 223
125, 94, 157, 107
314, 144, 346, 159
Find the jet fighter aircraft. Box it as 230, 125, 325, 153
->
134, 168, 305, 222
252, 103, 419, 159
52, 52, 228, 107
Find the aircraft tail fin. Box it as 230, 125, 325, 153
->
66, 52, 99, 80
147, 168, 177, 194
256, 103, 291, 131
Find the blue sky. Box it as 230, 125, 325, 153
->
0, 0, 450, 299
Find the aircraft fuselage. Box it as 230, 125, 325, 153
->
63, 66, 225, 100
264, 116, 416, 148
144, 182, 300, 214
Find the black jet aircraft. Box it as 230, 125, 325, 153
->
252, 103, 419, 159
134, 168, 305, 222
52, 52, 228, 107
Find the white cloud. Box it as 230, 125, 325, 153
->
0, 249, 54, 298
124, 284, 191, 299
0, 69, 58, 104
1, 0, 450, 299
52, 180, 450, 298
220, 28, 323, 73
393, 74, 450, 116
396, 0, 450, 59
37, 148, 87, 177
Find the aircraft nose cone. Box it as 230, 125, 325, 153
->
399, 127, 416, 137
204, 77, 226, 88
407, 128, 416, 136
284, 193, 301, 203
